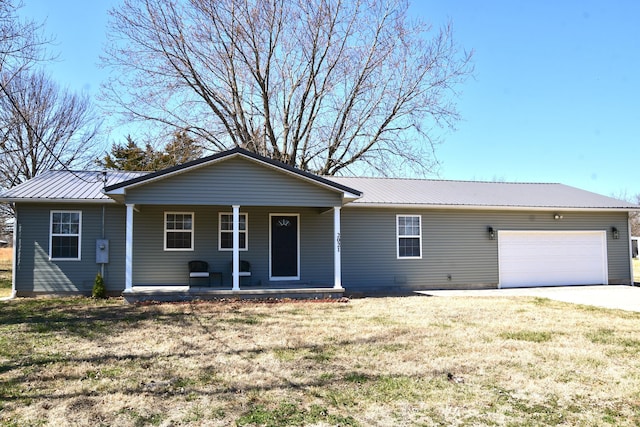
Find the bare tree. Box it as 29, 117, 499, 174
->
0, 1, 54, 239
0, 69, 101, 189
0, 0, 49, 76
101, 0, 472, 176
1, 0, 50, 148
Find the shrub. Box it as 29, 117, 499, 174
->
92, 273, 107, 299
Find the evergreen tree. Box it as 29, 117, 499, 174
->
98, 132, 203, 171
97, 135, 147, 171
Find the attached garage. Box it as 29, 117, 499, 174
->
498, 230, 608, 288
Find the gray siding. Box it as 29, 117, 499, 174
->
102, 204, 128, 291
341, 208, 632, 295
131, 206, 334, 286
13, 201, 632, 296
14, 203, 127, 294
126, 157, 343, 207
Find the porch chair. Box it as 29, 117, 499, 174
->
188, 260, 223, 286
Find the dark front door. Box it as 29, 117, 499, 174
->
271, 214, 299, 279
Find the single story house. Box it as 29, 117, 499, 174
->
1, 147, 637, 301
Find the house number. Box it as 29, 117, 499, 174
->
336, 232, 341, 252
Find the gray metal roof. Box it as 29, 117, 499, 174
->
1, 168, 637, 211
0, 170, 148, 202
328, 177, 639, 210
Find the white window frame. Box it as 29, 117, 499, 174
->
218, 212, 248, 251
50, 210, 82, 261
396, 214, 422, 259
164, 211, 194, 251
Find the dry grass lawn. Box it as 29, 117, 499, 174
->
0, 248, 12, 299
1, 295, 640, 426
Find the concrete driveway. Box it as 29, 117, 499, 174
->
417, 285, 640, 312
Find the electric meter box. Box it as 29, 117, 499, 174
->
96, 239, 109, 264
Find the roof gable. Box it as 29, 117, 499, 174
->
120, 155, 352, 207
103, 147, 362, 199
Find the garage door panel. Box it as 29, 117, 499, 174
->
499, 231, 608, 288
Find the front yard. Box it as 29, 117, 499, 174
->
1, 295, 640, 426
0, 248, 11, 299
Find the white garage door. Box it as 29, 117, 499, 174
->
498, 230, 608, 288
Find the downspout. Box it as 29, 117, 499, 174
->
100, 171, 107, 279
100, 204, 105, 278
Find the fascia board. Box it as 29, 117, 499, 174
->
342, 203, 639, 212
103, 187, 126, 196
2, 198, 116, 204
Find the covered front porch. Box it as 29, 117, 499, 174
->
102, 149, 361, 302
117, 203, 346, 301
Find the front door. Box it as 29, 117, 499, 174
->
270, 214, 299, 280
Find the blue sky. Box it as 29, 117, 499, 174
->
18, 0, 640, 199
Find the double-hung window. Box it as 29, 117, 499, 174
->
397, 215, 421, 259
164, 212, 194, 250
219, 212, 248, 250
50, 211, 82, 260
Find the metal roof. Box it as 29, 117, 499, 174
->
0, 170, 147, 202
1, 168, 637, 211
328, 177, 639, 210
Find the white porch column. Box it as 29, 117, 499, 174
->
125, 204, 134, 292
334, 207, 342, 289
232, 205, 240, 291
